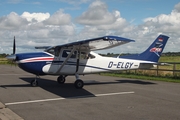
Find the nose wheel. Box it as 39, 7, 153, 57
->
30, 75, 40, 87
31, 79, 38, 87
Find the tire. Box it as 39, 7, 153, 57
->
74, 79, 84, 89
57, 76, 65, 84
31, 79, 38, 87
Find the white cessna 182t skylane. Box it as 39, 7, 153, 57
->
7, 35, 169, 89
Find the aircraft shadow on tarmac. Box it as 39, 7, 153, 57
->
0, 77, 156, 98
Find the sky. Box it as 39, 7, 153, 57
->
0, 0, 180, 54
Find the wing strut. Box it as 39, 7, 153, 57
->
56, 47, 76, 74
75, 48, 81, 72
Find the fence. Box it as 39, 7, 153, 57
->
126, 62, 180, 77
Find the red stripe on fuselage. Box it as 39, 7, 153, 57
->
19, 57, 54, 63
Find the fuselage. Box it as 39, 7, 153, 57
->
15, 51, 153, 76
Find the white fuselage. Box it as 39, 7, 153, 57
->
42, 51, 152, 75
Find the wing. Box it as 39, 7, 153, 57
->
45, 36, 135, 51
35, 46, 51, 49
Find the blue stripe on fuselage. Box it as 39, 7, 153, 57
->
16, 52, 53, 75
16, 52, 52, 60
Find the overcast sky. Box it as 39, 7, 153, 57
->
0, 0, 180, 54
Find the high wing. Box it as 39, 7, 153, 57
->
45, 36, 135, 51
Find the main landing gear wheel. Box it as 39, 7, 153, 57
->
74, 79, 84, 89
57, 75, 66, 84
31, 79, 38, 87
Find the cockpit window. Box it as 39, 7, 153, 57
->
46, 48, 55, 55
46, 47, 61, 57
54, 47, 61, 57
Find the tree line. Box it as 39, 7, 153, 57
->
99, 52, 180, 57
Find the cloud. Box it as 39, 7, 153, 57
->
0, 12, 28, 30
0, 10, 75, 53
174, 2, 180, 12
1, 1, 180, 54
75, 0, 130, 38
96, 11, 128, 30
143, 12, 180, 25
76, 1, 118, 25
141, 5, 180, 39
43, 9, 71, 25
112, 2, 180, 53
21, 12, 50, 22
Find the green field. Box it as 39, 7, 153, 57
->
101, 56, 180, 82
159, 56, 180, 62
0, 58, 9, 64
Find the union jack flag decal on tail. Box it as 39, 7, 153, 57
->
149, 42, 164, 57
158, 38, 163, 42
150, 47, 162, 52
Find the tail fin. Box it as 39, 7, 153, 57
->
119, 34, 169, 62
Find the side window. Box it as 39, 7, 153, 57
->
80, 52, 87, 59
62, 50, 77, 58
80, 52, 95, 59
62, 50, 68, 57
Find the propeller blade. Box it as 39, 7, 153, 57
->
13, 36, 16, 54
6, 36, 17, 61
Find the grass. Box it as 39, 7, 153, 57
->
0, 58, 9, 64
99, 56, 180, 83
159, 56, 180, 62
100, 72, 180, 83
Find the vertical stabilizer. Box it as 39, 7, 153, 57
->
119, 35, 169, 62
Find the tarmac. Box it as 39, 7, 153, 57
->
0, 102, 23, 120
0, 65, 180, 120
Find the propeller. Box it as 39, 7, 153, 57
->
6, 36, 17, 61
13, 36, 16, 54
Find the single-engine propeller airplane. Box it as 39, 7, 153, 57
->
6, 35, 169, 89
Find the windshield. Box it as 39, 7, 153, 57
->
46, 48, 55, 55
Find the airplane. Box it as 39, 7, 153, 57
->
6, 35, 169, 89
